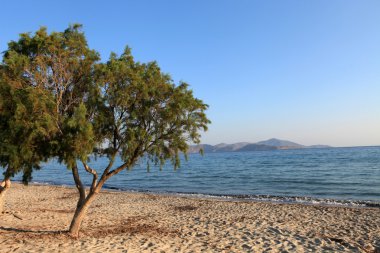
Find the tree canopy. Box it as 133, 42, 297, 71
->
65, 47, 210, 236
0, 77, 56, 182
0, 24, 99, 213
0, 25, 210, 237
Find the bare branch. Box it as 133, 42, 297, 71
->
106, 162, 129, 179
104, 152, 117, 175
82, 162, 98, 191
106, 146, 141, 179
71, 164, 86, 207
95, 152, 118, 191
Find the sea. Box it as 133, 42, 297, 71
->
13, 146, 380, 207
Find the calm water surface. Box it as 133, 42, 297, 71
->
14, 146, 380, 206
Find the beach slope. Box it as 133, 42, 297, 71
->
0, 184, 379, 252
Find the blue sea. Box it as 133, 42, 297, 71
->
14, 146, 380, 207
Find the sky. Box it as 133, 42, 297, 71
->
1, 0, 379, 147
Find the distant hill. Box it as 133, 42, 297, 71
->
256, 138, 304, 149
237, 144, 278, 152
188, 144, 215, 153
188, 138, 331, 153
214, 142, 250, 152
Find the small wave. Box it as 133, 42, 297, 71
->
168, 192, 380, 208
100, 186, 380, 208
15, 180, 380, 208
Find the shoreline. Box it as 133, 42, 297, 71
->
1, 183, 379, 252
23, 181, 380, 209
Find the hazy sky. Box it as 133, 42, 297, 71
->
1, 1, 379, 147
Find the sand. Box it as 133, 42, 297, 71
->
0, 183, 379, 252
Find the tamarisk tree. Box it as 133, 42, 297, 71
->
0, 25, 99, 212
0, 25, 209, 237
0, 54, 57, 214
66, 48, 210, 237
0, 78, 57, 213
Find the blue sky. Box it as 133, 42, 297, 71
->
1, 1, 379, 146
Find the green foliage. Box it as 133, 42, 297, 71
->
93, 47, 210, 171
1, 24, 210, 238
58, 103, 95, 168
0, 24, 99, 181
0, 24, 210, 186
0, 77, 57, 182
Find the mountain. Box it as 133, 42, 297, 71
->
214, 142, 250, 152
256, 138, 305, 149
188, 144, 215, 153
256, 138, 304, 147
188, 138, 331, 153
237, 144, 278, 152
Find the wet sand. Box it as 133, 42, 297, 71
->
0, 183, 379, 252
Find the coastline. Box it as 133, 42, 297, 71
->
23, 181, 380, 209
1, 183, 379, 252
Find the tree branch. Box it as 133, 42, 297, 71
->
106, 162, 129, 179
82, 162, 98, 192
95, 152, 118, 192
71, 164, 86, 208
106, 147, 140, 178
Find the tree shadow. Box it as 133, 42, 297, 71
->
0, 226, 67, 234
0, 226, 71, 241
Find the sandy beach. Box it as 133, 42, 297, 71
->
0, 183, 379, 252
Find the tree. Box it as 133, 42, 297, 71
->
66, 48, 210, 237
0, 24, 99, 212
0, 58, 57, 214
1, 25, 210, 237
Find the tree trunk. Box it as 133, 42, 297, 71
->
0, 179, 11, 214
68, 192, 97, 237
72, 165, 86, 208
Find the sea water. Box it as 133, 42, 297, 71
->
13, 146, 380, 207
